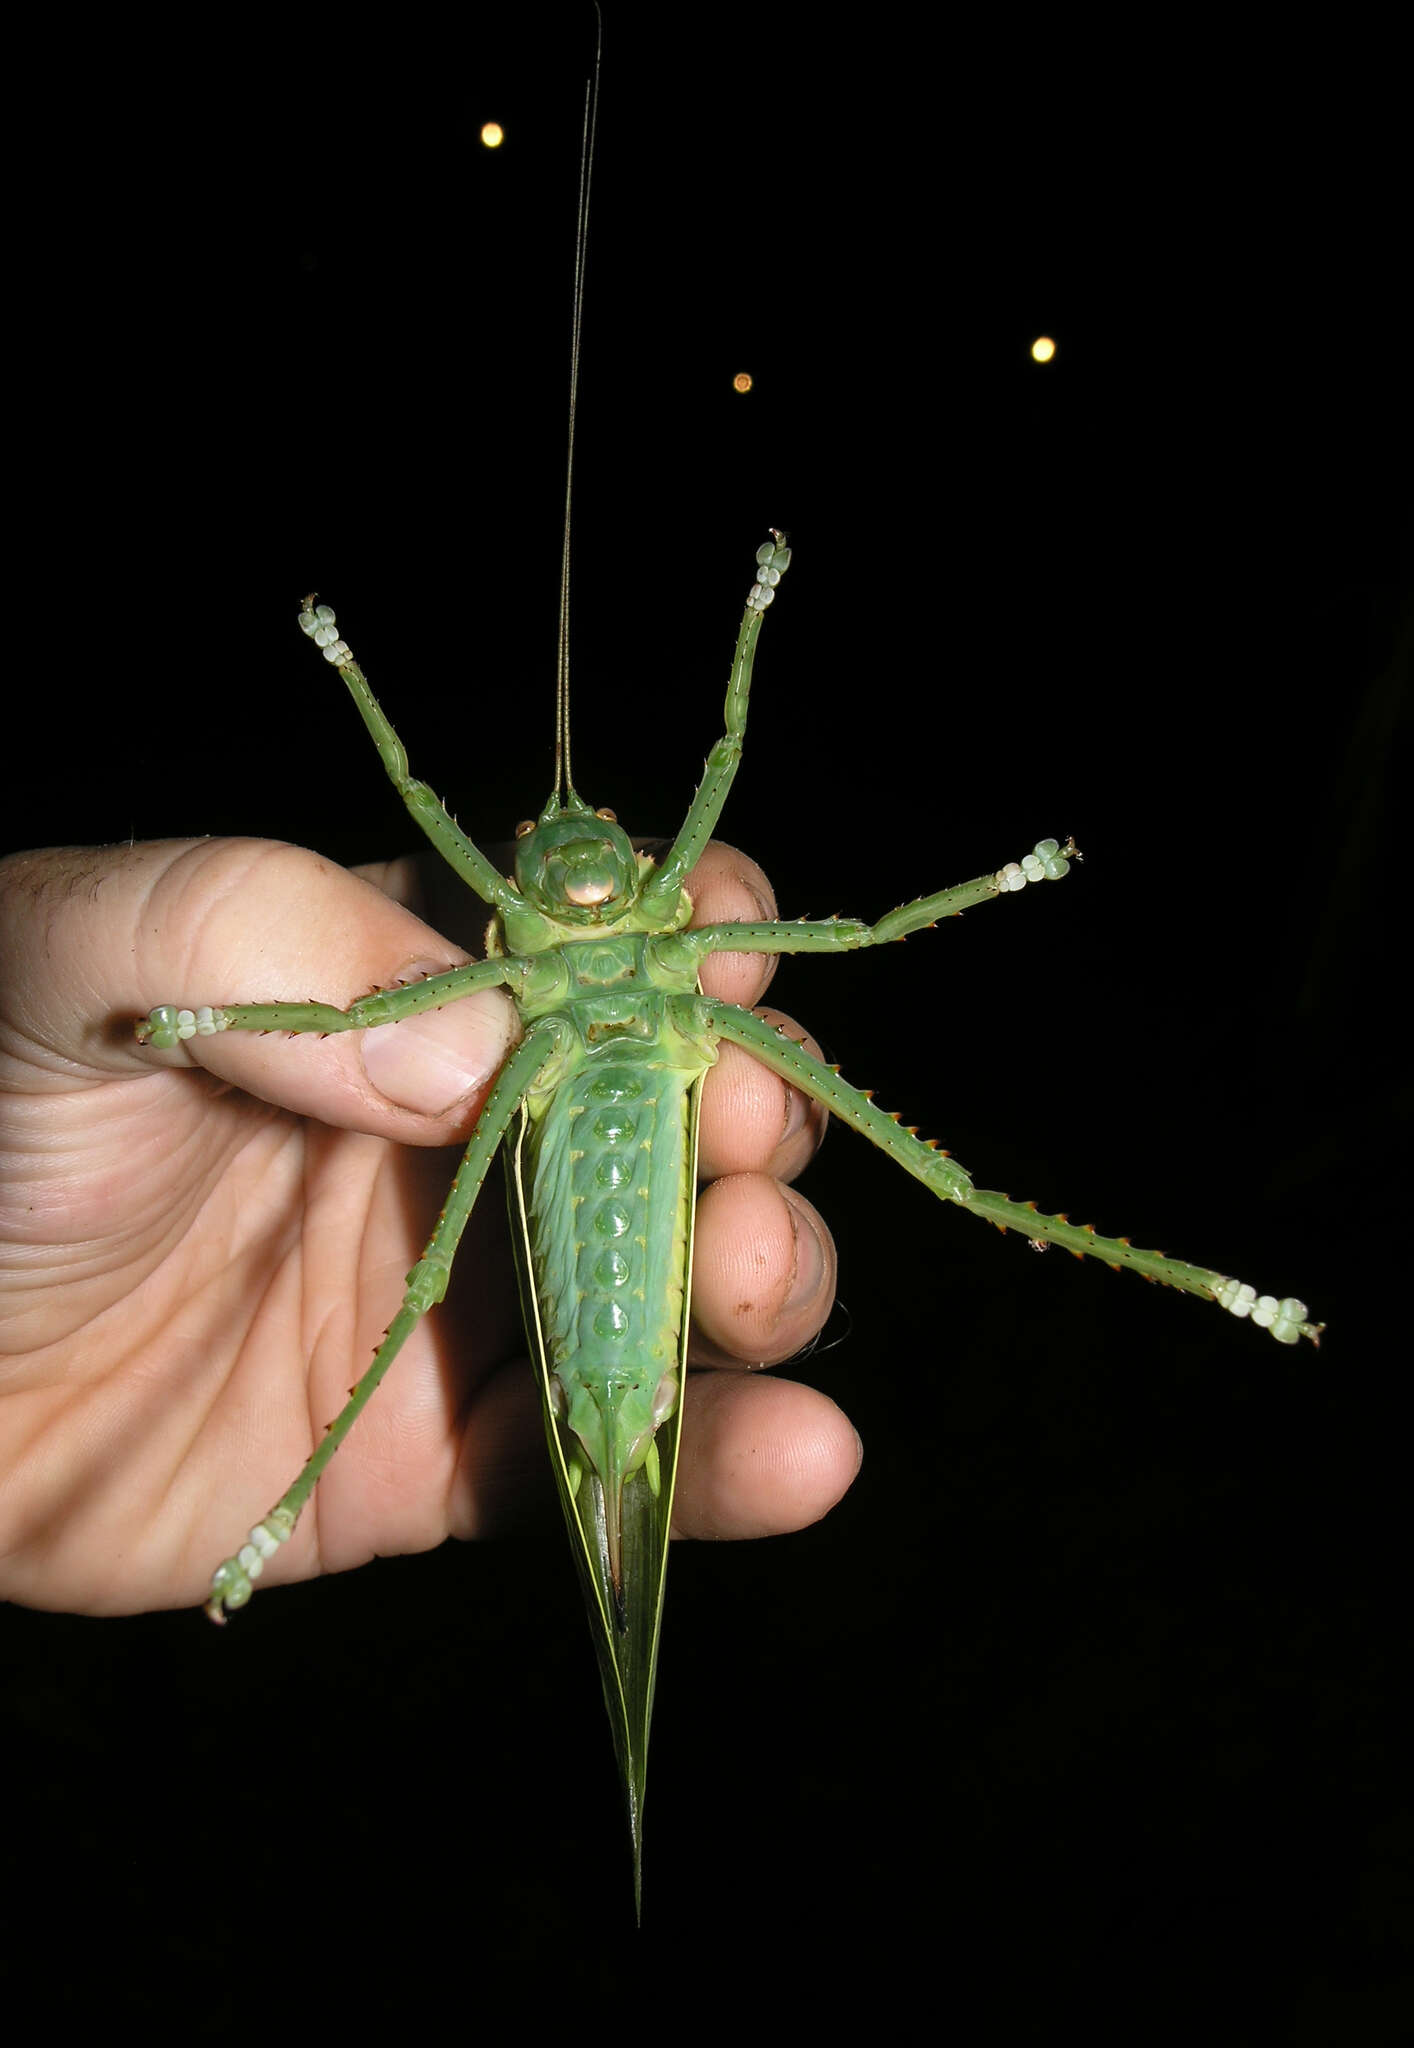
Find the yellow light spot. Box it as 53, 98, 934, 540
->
1031, 335, 1057, 363
732, 371, 753, 394
481, 122, 505, 149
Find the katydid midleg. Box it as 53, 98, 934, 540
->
133, 529, 1321, 1907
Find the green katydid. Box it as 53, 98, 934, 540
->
119, 33, 1321, 1911
133, 525, 1320, 1907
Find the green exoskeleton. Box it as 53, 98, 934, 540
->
135, 530, 1320, 1905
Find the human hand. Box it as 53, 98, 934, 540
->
0, 835, 858, 1615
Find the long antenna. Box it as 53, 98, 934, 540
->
554, 5, 602, 807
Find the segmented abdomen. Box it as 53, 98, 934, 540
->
523, 1046, 699, 1418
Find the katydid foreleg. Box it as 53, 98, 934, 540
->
299, 600, 521, 915
638, 534, 791, 923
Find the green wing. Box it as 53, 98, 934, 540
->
506, 1079, 700, 1918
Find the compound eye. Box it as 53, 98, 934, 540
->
595, 807, 617, 823
515, 820, 536, 839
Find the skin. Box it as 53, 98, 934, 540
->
0, 834, 860, 1617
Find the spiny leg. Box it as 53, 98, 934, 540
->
203, 1025, 558, 1621
693, 998, 1321, 1348
135, 957, 520, 1048
670, 838, 1080, 973
639, 535, 791, 921
298, 601, 521, 914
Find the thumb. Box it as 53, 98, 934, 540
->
6, 837, 517, 1145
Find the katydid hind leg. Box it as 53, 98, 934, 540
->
697, 1000, 1320, 1347
203, 1027, 558, 1621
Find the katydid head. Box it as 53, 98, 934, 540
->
514, 798, 640, 923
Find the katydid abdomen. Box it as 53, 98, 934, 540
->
507, 945, 716, 1872
517, 1021, 703, 1588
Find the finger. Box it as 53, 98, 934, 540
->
685, 841, 780, 1008
8, 839, 518, 1146
698, 1005, 828, 1185
350, 850, 497, 958
673, 1370, 862, 1539
688, 1171, 837, 1368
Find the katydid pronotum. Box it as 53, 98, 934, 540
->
131, 528, 1321, 1907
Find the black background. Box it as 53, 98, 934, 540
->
3, 11, 1409, 2037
